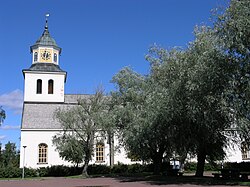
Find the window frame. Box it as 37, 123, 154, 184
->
36, 79, 42, 94
48, 79, 54, 94
241, 142, 250, 160
34, 52, 38, 62
54, 53, 57, 63
96, 142, 105, 163
38, 143, 48, 164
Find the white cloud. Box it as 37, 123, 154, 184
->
0, 125, 20, 130
0, 135, 6, 140
0, 89, 23, 114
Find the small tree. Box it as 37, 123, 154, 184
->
1, 142, 19, 167
0, 106, 6, 125
53, 89, 108, 177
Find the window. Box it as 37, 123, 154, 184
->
34, 52, 38, 62
48, 79, 54, 94
36, 79, 42, 94
96, 143, 104, 162
38, 143, 48, 164
54, 53, 57, 62
241, 142, 250, 160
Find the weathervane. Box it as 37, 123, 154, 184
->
45, 13, 50, 29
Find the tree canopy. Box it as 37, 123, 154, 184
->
0, 142, 19, 168
110, 0, 250, 176
53, 89, 109, 177
0, 107, 6, 125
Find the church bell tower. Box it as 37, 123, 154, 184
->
23, 15, 67, 103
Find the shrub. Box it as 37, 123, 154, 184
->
46, 165, 74, 177
0, 167, 21, 178
111, 163, 128, 174
88, 164, 111, 175
204, 162, 220, 171
37, 167, 48, 177
184, 162, 197, 171
224, 162, 250, 172
127, 163, 143, 173
24, 168, 37, 177
141, 163, 154, 172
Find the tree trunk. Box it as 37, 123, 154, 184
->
179, 152, 187, 172
195, 148, 206, 177
152, 153, 163, 175
82, 159, 89, 178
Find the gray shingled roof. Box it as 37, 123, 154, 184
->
35, 27, 57, 47
21, 94, 91, 129
23, 63, 66, 73
30, 24, 62, 54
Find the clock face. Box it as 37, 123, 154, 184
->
41, 50, 51, 61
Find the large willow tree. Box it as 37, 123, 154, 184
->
111, 0, 250, 176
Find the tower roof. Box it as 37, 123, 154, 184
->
23, 63, 66, 72
35, 26, 57, 46
30, 15, 61, 53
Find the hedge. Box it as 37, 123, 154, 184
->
1, 162, 249, 178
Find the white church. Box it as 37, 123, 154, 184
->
20, 19, 249, 169
19, 19, 133, 169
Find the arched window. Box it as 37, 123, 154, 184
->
54, 53, 57, 62
241, 142, 250, 160
96, 142, 104, 162
38, 143, 48, 164
36, 79, 42, 94
48, 79, 54, 94
34, 52, 38, 62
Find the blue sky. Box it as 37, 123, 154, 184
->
0, 0, 229, 149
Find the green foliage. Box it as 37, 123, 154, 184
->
36, 166, 82, 177
24, 168, 38, 177
111, 66, 176, 174
53, 88, 110, 176
37, 167, 48, 177
87, 164, 111, 175
0, 106, 6, 125
0, 142, 20, 168
127, 163, 143, 173
111, 163, 128, 174
110, 0, 250, 177
184, 162, 220, 172
0, 164, 153, 178
184, 162, 197, 172
215, 0, 250, 144
0, 167, 21, 178
53, 135, 84, 166
46, 165, 78, 177
224, 162, 250, 172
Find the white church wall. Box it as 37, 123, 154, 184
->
224, 145, 245, 163
112, 135, 141, 165
20, 130, 124, 168
20, 130, 72, 168
24, 72, 65, 103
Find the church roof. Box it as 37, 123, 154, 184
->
23, 63, 66, 73
21, 95, 91, 129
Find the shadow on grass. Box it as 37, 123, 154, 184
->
112, 174, 250, 186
